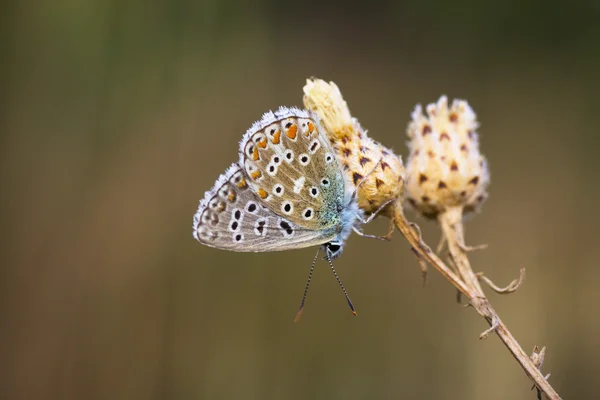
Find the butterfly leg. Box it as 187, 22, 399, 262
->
359, 198, 395, 225
353, 198, 395, 241
352, 223, 394, 241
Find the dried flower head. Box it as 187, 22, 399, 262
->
303, 78, 405, 216
405, 96, 489, 218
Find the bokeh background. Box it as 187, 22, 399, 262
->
2, 1, 599, 399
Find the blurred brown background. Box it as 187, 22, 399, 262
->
1, 1, 599, 399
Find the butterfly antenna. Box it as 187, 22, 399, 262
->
325, 251, 357, 317
294, 247, 320, 322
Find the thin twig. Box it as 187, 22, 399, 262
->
438, 206, 485, 295
477, 266, 526, 294
410, 247, 429, 287
391, 201, 561, 400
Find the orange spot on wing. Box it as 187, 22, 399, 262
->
287, 124, 297, 139
237, 178, 247, 189
251, 170, 262, 180
228, 193, 236, 202
258, 188, 268, 199
272, 130, 281, 144
252, 147, 259, 160
257, 138, 267, 149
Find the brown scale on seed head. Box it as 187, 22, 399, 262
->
405, 95, 490, 218
303, 78, 405, 216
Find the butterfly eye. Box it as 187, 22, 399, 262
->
328, 243, 341, 253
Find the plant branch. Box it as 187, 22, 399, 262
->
391, 201, 561, 400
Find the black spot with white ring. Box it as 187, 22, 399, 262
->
284, 149, 294, 163
231, 208, 244, 224
321, 178, 331, 187
324, 153, 334, 164
298, 153, 310, 166
233, 209, 242, 220
245, 202, 257, 213
279, 219, 294, 237
309, 139, 320, 154
281, 201, 293, 215
266, 163, 278, 176
273, 184, 284, 196
303, 208, 314, 220
309, 187, 319, 198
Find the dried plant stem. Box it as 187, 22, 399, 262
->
438, 206, 485, 296
391, 201, 561, 400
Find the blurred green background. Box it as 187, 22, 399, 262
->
2, 1, 599, 399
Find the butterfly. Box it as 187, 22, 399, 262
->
193, 106, 386, 320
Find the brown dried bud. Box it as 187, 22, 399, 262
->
303, 78, 405, 216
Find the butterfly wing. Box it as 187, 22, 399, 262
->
238, 107, 348, 233
193, 163, 337, 252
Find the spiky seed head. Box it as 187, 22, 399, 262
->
303, 78, 405, 216
405, 95, 490, 218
